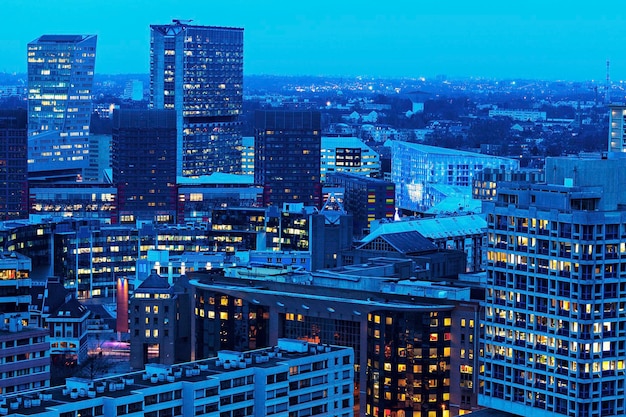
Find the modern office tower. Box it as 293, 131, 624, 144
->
326, 172, 394, 237
609, 105, 626, 153
129, 270, 191, 369
321, 136, 381, 181
481, 156, 626, 417
150, 20, 244, 177
27, 34, 96, 177
254, 110, 322, 207
0, 252, 51, 395
388, 141, 519, 212
112, 109, 178, 224
190, 257, 481, 417
0, 110, 28, 220
1, 339, 354, 417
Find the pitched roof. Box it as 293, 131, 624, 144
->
136, 270, 171, 292
49, 298, 89, 320
363, 214, 487, 244
358, 231, 437, 254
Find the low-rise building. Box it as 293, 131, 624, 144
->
0, 339, 354, 417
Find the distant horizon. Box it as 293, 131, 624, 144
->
0, 70, 621, 84
2, 1, 626, 81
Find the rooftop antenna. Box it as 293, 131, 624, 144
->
606, 59, 611, 104
172, 19, 193, 25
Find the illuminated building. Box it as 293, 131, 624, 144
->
326, 172, 394, 237
609, 105, 626, 153
29, 183, 117, 221
0, 252, 51, 395
43, 278, 90, 366
0, 110, 28, 220
321, 136, 380, 181
112, 109, 178, 224
129, 270, 190, 369
150, 20, 243, 177
472, 167, 544, 202
27, 35, 96, 177
240, 136, 255, 175
190, 256, 482, 417
254, 110, 322, 208
481, 156, 626, 417
388, 141, 519, 213
0, 339, 353, 417
176, 173, 261, 224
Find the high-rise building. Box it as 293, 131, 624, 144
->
112, 109, 178, 224
481, 156, 626, 417
0, 110, 28, 220
150, 20, 243, 177
27, 34, 96, 177
254, 110, 322, 208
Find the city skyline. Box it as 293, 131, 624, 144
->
1, 0, 626, 81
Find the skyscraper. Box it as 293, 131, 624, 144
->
150, 20, 243, 177
481, 156, 626, 417
0, 109, 28, 220
112, 109, 178, 224
254, 110, 322, 207
27, 34, 96, 177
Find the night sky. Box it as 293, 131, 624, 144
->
2, 0, 625, 80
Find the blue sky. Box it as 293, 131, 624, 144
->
1, 0, 625, 80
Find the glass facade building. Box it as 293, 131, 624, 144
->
254, 110, 322, 208
112, 109, 178, 224
388, 141, 519, 212
150, 21, 243, 177
27, 34, 96, 175
0, 110, 28, 220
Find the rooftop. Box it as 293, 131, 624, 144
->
0, 340, 347, 415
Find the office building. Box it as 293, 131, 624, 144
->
609, 105, 626, 153
150, 20, 243, 177
190, 256, 483, 417
27, 34, 96, 177
240, 136, 255, 175
326, 172, 394, 237
321, 136, 380, 181
481, 156, 626, 417
254, 110, 322, 207
176, 173, 260, 224
388, 141, 519, 212
0, 339, 354, 417
0, 252, 51, 395
0, 110, 28, 220
112, 109, 177, 224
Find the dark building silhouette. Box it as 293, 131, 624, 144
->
0, 109, 28, 220
150, 21, 244, 177
254, 110, 322, 208
112, 109, 177, 224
